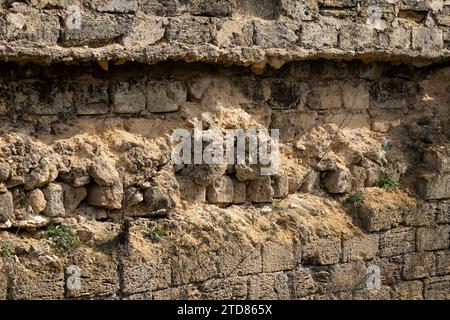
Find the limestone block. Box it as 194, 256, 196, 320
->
379, 227, 415, 257
417, 174, 450, 199
416, 225, 450, 251
392, 281, 424, 300
342, 234, 379, 262
147, 80, 187, 113
302, 237, 341, 265
412, 27, 444, 50
112, 80, 146, 114
262, 242, 295, 272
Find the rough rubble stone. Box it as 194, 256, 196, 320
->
27, 189, 47, 215
87, 183, 123, 210
247, 177, 274, 203
0, 191, 14, 222
43, 183, 65, 217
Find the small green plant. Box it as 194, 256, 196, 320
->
143, 226, 167, 242
223, 215, 232, 225
0, 242, 12, 257
376, 172, 398, 190
345, 192, 365, 204
46, 223, 81, 251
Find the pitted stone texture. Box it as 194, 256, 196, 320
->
379, 227, 415, 258
262, 242, 295, 272
248, 273, 290, 299
424, 276, 450, 299
302, 236, 341, 265
403, 252, 436, 280
392, 281, 423, 300
416, 225, 450, 251
342, 234, 379, 262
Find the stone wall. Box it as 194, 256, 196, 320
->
0, 0, 449, 67
0, 0, 449, 300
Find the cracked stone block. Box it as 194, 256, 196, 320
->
248, 273, 290, 299
177, 176, 206, 203
122, 251, 172, 294
302, 236, 341, 265
342, 81, 370, 110
392, 281, 423, 300
141, 0, 188, 16
215, 20, 253, 47
247, 177, 274, 203
88, 0, 139, 13
339, 25, 375, 50
198, 277, 248, 299
437, 251, 450, 276
9, 256, 65, 299
330, 260, 366, 292
189, 0, 232, 17
424, 276, 450, 299
342, 234, 379, 262
122, 17, 165, 47
235, 0, 280, 20
216, 244, 262, 276
206, 176, 234, 204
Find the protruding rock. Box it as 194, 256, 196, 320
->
144, 184, 176, 212
0, 191, 14, 222
206, 176, 234, 204
87, 183, 123, 209
177, 176, 206, 203
27, 189, 47, 215
60, 183, 87, 212
235, 164, 260, 182
89, 158, 120, 186
43, 183, 65, 217
0, 162, 10, 182
247, 177, 273, 203
321, 167, 351, 194
272, 173, 289, 198
24, 159, 58, 190
58, 166, 91, 187
124, 186, 144, 207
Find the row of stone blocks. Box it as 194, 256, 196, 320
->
0, 73, 423, 117
2, 212, 450, 299
1, 2, 449, 51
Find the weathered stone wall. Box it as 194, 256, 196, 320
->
0, 60, 449, 300
0, 0, 449, 300
0, 0, 449, 67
